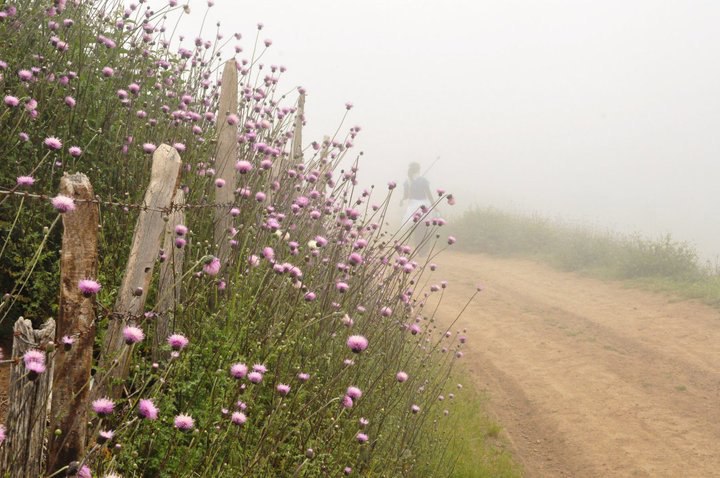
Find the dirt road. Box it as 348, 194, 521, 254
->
435, 252, 720, 478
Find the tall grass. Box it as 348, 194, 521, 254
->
451, 207, 720, 306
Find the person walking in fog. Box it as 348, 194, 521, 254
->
400, 162, 434, 249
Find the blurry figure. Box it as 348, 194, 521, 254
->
400, 162, 434, 249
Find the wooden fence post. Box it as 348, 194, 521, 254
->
46, 173, 99, 475
95, 144, 181, 399
214, 59, 238, 269
0, 317, 55, 478
153, 189, 185, 362
290, 92, 305, 162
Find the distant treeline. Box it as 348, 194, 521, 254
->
450, 207, 720, 306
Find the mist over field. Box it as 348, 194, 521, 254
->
177, 0, 720, 259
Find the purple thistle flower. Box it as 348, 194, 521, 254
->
122, 326, 144, 345
61, 335, 76, 350
346, 335, 368, 353
297, 372, 310, 382
18, 69, 32, 81
68, 146, 82, 157
304, 291, 316, 302
174, 414, 194, 431
16, 176, 35, 187
203, 256, 220, 276
276, 383, 290, 396
346, 386, 362, 400
247, 371, 263, 384
92, 397, 115, 415
64, 96, 76, 108
411, 404, 420, 414
78, 465, 91, 478
44, 136, 63, 150
142, 143, 157, 154
167, 334, 188, 351
448, 235, 457, 245
380, 307, 393, 317
230, 363, 248, 379
78, 279, 101, 296
97, 429, 114, 444
4, 95, 19, 107
344, 467, 352, 475
226, 113, 239, 125
396, 371, 409, 382
0, 425, 5, 445
174, 224, 188, 236
356, 432, 368, 444
342, 395, 353, 409
102, 66, 114, 77
235, 160, 252, 173
138, 399, 158, 420
51, 194, 75, 213
252, 364, 268, 374
23, 349, 45, 367
25, 360, 46, 378
231, 411, 246, 425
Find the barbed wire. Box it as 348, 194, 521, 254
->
0, 188, 239, 214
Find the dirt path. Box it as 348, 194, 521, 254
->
435, 252, 720, 478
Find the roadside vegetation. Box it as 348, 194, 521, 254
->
451, 207, 720, 306
0, 0, 521, 476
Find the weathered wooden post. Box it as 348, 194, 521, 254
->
153, 189, 185, 362
214, 59, 238, 270
46, 173, 99, 475
95, 145, 181, 399
0, 317, 55, 478
290, 92, 305, 162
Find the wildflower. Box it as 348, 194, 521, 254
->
25, 360, 46, 378
297, 372, 310, 382
138, 399, 158, 420
411, 404, 420, 414
304, 292, 316, 302
359, 417, 369, 427
235, 160, 252, 173
44, 136, 63, 150
102, 66, 114, 77
65, 96, 76, 107
18, 69, 33, 81
346, 335, 368, 353
203, 256, 221, 276
68, 146, 82, 157
396, 371, 409, 382
167, 334, 188, 350
231, 411, 246, 425
247, 371, 263, 383
388, 181, 396, 190
0, 425, 5, 445
356, 432, 368, 444
230, 363, 248, 379
16, 176, 35, 187
78, 465, 91, 478
342, 395, 353, 409
252, 364, 268, 374
409, 324, 421, 335
344, 467, 352, 475
175, 224, 188, 235
23, 349, 45, 367
142, 143, 156, 153
226, 113, 239, 125
380, 307, 393, 317
122, 326, 144, 345
92, 398, 115, 416
276, 383, 291, 396
61, 335, 76, 350
346, 386, 362, 400
336, 282, 349, 293
447, 236, 456, 245
97, 429, 114, 444
51, 194, 75, 213
3, 95, 19, 107
78, 279, 101, 296
215, 178, 225, 188
174, 414, 194, 431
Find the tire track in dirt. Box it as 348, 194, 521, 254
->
434, 252, 720, 477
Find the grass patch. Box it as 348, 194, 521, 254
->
450, 207, 720, 307
439, 372, 521, 478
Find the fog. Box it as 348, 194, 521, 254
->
178, 0, 720, 260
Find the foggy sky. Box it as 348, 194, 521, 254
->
177, 0, 720, 260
